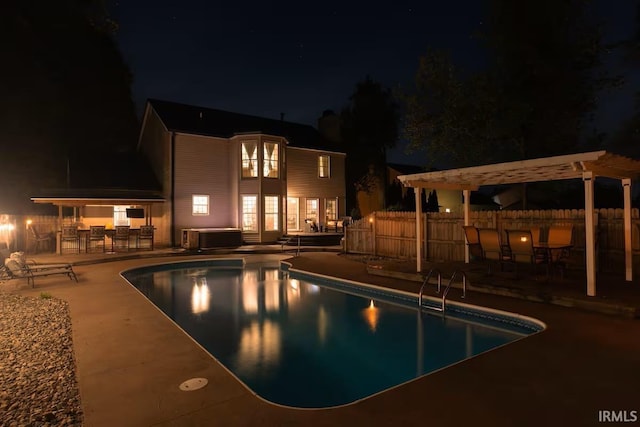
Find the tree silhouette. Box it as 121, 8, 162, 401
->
340, 76, 399, 213
1, 1, 139, 213
402, 0, 615, 168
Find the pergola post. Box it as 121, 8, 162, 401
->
583, 171, 596, 296
622, 178, 632, 281
463, 189, 471, 263
415, 188, 422, 273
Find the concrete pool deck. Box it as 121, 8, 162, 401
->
8, 250, 640, 426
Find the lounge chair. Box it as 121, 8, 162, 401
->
4, 258, 78, 288
4, 250, 73, 272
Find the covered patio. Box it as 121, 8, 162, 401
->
397, 150, 640, 297
30, 189, 165, 253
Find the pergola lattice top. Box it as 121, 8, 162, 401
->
397, 151, 640, 190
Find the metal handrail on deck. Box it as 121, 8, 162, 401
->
418, 268, 442, 308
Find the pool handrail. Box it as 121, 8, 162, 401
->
442, 270, 467, 312
418, 268, 442, 308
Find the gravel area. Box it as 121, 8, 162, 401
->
0, 291, 83, 426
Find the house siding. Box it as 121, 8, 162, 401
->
138, 101, 346, 247
173, 133, 232, 243
287, 148, 346, 226
136, 107, 172, 245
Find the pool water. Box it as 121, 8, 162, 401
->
123, 260, 542, 408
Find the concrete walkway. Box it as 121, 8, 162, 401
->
8, 250, 640, 426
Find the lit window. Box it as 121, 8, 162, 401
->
113, 205, 130, 226
263, 142, 279, 178
192, 195, 209, 215
318, 155, 330, 178
325, 198, 337, 221
306, 198, 318, 223
242, 196, 257, 231
287, 197, 299, 230
241, 142, 258, 178
264, 196, 279, 231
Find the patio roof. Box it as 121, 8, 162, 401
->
396, 150, 640, 298
31, 189, 165, 207
397, 151, 640, 191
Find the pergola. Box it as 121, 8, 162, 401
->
397, 150, 640, 297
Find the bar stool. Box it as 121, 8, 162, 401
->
87, 225, 106, 253
112, 226, 130, 251
61, 225, 80, 254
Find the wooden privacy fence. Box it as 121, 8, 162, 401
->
344, 209, 640, 272
0, 214, 79, 253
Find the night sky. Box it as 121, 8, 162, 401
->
109, 1, 637, 164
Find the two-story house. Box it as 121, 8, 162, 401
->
138, 99, 346, 246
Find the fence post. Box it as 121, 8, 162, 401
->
423, 211, 428, 260
371, 212, 376, 257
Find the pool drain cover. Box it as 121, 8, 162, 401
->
179, 378, 208, 391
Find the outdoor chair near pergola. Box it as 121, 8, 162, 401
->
397, 150, 640, 297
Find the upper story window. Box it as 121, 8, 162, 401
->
318, 155, 330, 178
241, 142, 258, 178
192, 195, 209, 215
263, 142, 279, 178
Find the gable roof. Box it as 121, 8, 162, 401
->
146, 99, 342, 152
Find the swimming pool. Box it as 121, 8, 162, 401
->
122, 259, 544, 408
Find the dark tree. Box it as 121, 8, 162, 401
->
402, 50, 502, 167
340, 76, 399, 213
426, 190, 439, 212
403, 0, 615, 168
1, 1, 139, 213
481, 0, 614, 159
609, 0, 640, 158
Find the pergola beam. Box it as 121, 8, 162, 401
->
404, 180, 479, 191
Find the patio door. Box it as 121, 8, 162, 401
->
287, 197, 299, 231
305, 198, 318, 224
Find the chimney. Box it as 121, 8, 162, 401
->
317, 109, 341, 144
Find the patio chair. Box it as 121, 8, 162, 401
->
530, 227, 541, 245
61, 225, 81, 254
4, 258, 77, 288
462, 225, 483, 261
87, 225, 106, 253
478, 228, 511, 274
28, 225, 54, 254
547, 224, 574, 278
505, 229, 549, 279
137, 225, 154, 250
112, 225, 131, 251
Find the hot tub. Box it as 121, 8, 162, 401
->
181, 228, 242, 250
